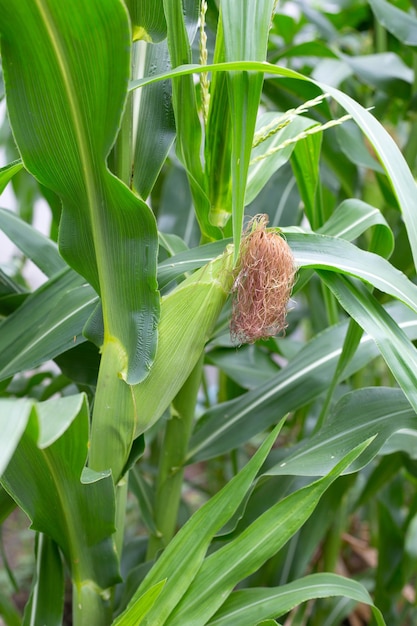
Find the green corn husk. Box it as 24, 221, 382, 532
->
133, 244, 234, 437
89, 246, 234, 479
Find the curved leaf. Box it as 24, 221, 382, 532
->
0, 268, 96, 382
0, 207, 65, 277
207, 573, 385, 626
0, 160, 23, 195
134, 426, 282, 626
0, 394, 119, 589
188, 302, 417, 462
125, 0, 166, 43
268, 387, 416, 477
320, 271, 417, 414
167, 441, 373, 626
369, 0, 417, 47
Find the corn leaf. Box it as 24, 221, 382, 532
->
188, 301, 417, 462
112, 580, 166, 626
207, 573, 385, 626
167, 441, 373, 626
0, 394, 119, 590
132, 425, 282, 626
23, 535, 64, 626
0, 207, 65, 277
0, 268, 96, 382
0, 0, 159, 384
132, 40, 175, 200
220, 0, 276, 255
268, 387, 416, 477
320, 271, 417, 415
0, 160, 23, 195
369, 0, 417, 47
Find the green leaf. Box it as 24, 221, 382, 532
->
0, 268, 96, 382
0, 398, 33, 475
0, 207, 66, 277
286, 232, 417, 313
320, 271, 417, 415
0, 0, 159, 384
0, 159, 23, 194
23, 534, 64, 626
132, 40, 175, 199
131, 60, 417, 268
267, 387, 417, 477
133, 425, 282, 626
291, 132, 322, 229
0, 394, 119, 590
246, 113, 315, 206
167, 441, 373, 626
341, 52, 412, 97
112, 580, 166, 626
221, 0, 276, 255
318, 199, 394, 258
188, 301, 417, 462
369, 0, 417, 47
207, 573, 385, 626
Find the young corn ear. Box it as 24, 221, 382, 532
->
133, 245, 235, 436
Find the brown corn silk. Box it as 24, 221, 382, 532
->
230, 215, 296, 344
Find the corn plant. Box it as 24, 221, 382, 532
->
1, 1, 417, 625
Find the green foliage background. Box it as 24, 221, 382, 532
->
1, 1, 417, 625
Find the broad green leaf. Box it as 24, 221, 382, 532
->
112, 580, 166, 626
125, 0, 166, 43
0, 160, 23, 194
0, 207, 65, 277
0, 0, 159, 384
0, 268, 96, 382
207, 573, 385, 626
188, 301, 417, 462
23, 534, 64, 626
0, 394, 119, 590
369, 0, 417, 47
167, 441, 373, 626
320, 271, 417, 414
134, 425, 282, 626
267, 387, 417, 477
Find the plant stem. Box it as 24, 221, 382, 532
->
146, 355, 204, 559
73, 584, 112, 626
